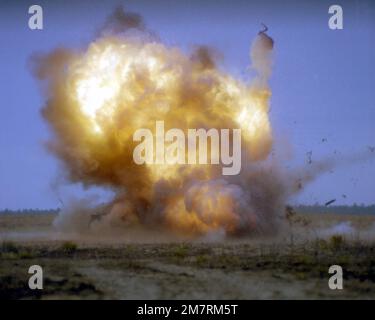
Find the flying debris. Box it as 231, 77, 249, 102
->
296, 179, 303, 190
258, 23, 268, 34
88, 212, 104, 227
88, 204, 112, 228
58, 197, 65, 209
257, 23, 274, 50
306, 151, 313, 164
325, 199, 336, 206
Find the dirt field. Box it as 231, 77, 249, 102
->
1, 212, 375, 299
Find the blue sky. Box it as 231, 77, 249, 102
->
0, 0, 374, 209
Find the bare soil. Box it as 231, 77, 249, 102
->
1, 213, 375, 299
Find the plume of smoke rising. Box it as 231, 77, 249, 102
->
250, 25, 274, 86
100, 6, 146, 34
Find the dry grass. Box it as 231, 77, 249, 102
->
1, 211, 375, 299
0, 213, 55, 232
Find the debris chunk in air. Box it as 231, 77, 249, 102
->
325, 199, 336, 206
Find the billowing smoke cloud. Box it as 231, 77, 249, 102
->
32, 8, 322, 238
100, 6, 146, 34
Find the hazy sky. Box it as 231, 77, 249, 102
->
0, 0, 374, 209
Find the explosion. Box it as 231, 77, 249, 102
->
33, 8, 284, 237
